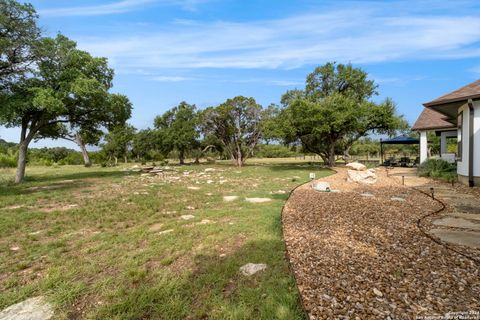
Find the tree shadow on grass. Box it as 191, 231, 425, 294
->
93, 239, 305, 320
0, 170, 135, 197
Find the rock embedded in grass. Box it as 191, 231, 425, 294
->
239, 263, 267, 276
148, 223, 164, 232
0, 296, 53, 320
245, 198, 272, 203
223, 196, 239, 202
157, 229, 174, 235
187, 186, 200, 190
180, 215, 195, 220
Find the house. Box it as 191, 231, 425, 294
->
412, 79, 480, 187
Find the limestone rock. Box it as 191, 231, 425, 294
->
346, 162, 367, 171
0, 296, 53, 320
347, 169, 377, 184
245, 198, 272, 203
239, 263, 267, 276
373, 288, 383, 297
312, 181, 331, 192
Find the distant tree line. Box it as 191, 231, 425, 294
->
1, 0, 408, 183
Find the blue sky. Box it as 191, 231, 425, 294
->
2, 0, 480, 148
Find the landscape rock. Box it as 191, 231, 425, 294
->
187, 186, 200, 190
148, 223, 164, 232
204, 168, 215, 172
245, 198, 272, 203
223, 196, 239, 202
312, 181, 331, 192
239, 263, 267, 276
373, 288, 383, 297
347, 169, 377, 184
346, 162, 367, 171
180, 215, 195, 220
199, 219, 215, 225
157, 229, 174, 235
0, 296, 53, 320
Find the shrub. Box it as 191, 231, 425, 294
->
418, 159, 456, 181
255, 144, 297, 158
0, 153, 16, 168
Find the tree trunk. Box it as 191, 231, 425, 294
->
15, 122, 34, 184
343, 146, 352, 164
326, 143, 336, 167
194, 156, 200, 164
179, 150, 185, 165
15, 140, 29, 184
75, 134, 91, 167
124, 155, 128, 164
236, 147, 243, 167
114, 156, 118, 166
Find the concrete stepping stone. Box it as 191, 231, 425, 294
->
432, 217, 480, 231
448, 212, 480, 221
245, 198, 272, 203
454, 205, 480, 214
239, 263, 267, 276
429, 229, 480, 249
223, 196, 239, 202
0, 296, 53, 320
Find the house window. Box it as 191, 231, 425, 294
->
457, 112, 463, 161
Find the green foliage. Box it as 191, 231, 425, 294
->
350, 138, 379, 155
154, 102, 199, 164
0, 153, 16, 168
418, 159, 457, 181
255, 144, 298, 158
102, 125, 136, 164
0, 0, 40, 89
27, 147, 82, 165
279, 62, 406, 166
201, 96, 263, 166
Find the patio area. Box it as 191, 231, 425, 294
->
282, 167, 480, 319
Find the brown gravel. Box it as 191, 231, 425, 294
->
283, 167, 480, 319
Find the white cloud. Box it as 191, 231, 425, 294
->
470, 66, 480, 74
76, 4, 480, 72
38, 0, 207, 17
151, 76, 195, 82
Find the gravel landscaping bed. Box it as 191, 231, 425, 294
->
283, 167, 480, 319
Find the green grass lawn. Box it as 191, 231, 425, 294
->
0, 160, 331, 319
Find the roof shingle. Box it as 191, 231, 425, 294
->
424, 79, 480, 107
412, 107, 455, 131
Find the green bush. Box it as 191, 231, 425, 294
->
255, 144, 298, 158
418, 159, 456, 181
0, 153, 16, 168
